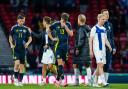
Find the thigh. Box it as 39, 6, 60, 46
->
55, 47, 62, 60
94, 51, 105, 64
61, 47, 68, 62
14, 47, 20, 61
19, 50, 26, 64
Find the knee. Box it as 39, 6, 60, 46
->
73, 64, 78, 68
85, 63, 90, 68
48, 65, 53, 70
57, 59, 63, 65
19, 64, 24, 72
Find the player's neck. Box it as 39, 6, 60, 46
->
17, 24, 23, 26
79, 23, 85, 26
97, 23, 103, 27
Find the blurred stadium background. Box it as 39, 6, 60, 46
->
0, 0, 128, 85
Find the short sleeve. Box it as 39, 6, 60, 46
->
26, 28, 31, 37
66, 22, 72, 31
90, 26, 96, 37
50, 22, 57, 31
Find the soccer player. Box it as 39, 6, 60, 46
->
33, 16, 57, 85
101, 9, 116, 83
9, 13, 32, 86
31, 16, 57, 86
48, 13, 73, 87
89, 14, 112, 87
73, 14, 92, 86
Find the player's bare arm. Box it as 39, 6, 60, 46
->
9, 35, 15, 48
25, 28, 32, 48
89, 36, 94, 58
105, 36, 112, 52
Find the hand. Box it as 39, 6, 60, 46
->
113, 49, 116, 55
53, 38, 58, 41
25, 42, 29, 48
61, 21, 66, 28
10, 44, 15, 48
75, 49, 79, 56
43, 44, 48, 49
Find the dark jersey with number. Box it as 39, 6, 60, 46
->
10, 24, 31, 48
50, 21, 72, 45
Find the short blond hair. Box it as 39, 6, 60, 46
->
78, 14, 86, 23
97, 14, 104, 19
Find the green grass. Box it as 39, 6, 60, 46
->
0, 84, 128, 89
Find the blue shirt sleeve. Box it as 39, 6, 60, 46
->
50, 22, 57, 31
66, 22, 72, 31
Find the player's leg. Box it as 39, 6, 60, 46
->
53, 47, 62, 87
104, 50, 112, 83
13, 59, 20, 86
59, 48, 69, 86
19, 63, 24, 86
85, 61, 92, 86
98, 63, 108, 86
13, 49, 20, 86
72, 64, 79, 85
48, 64, 57, 75
18, 52, 26, 86
47, 48, 57, 76
92, 53, 102, 87
92, 68, 101, 87
41, 64, 47, 85
72, 53, 80, 86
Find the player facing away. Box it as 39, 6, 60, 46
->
40, 16, 57, 85
48, 13, 73, 87
73, 14, 92, 86
9, 14, 32, 86
101, 9, 116, 83
89, 14, 112, 87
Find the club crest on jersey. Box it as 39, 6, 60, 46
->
57, 26, 60, 29
23, 29, 27, 33
57, 55, 60, 58
16, 29, 19, 32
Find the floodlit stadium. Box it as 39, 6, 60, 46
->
0, 0, 128, 89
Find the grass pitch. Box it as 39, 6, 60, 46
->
0, 84, 127, 89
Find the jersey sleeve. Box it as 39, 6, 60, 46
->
50, 22, 57, 31
26, 28, 31, 37
90, 26, 96, 37
66, 22, 72, 31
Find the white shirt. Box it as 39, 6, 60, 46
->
90, 24, 107, 52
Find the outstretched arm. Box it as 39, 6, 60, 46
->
25, 28, 32, 48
